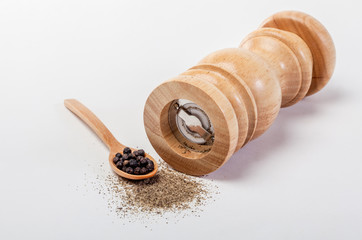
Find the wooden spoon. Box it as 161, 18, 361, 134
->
64, 99, 158, 180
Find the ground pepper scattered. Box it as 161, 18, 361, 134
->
88, 161, 219, 221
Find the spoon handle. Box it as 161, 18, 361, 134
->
64, 99, 122, 150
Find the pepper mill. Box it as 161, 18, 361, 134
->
143, 11, 336, 176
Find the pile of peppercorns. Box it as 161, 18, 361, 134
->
113, 147, 154, 175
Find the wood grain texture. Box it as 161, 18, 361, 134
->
144, 79, 239, 175
260, 11, 336, 96
198, 48, 281, 140
185, 64, 256, 149
65, 99, 158, 180
240, 28, 313, 107
144, 11, 335, 175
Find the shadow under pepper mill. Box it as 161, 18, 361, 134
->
143, 11, 336, 176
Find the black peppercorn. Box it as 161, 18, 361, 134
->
113, 157, 120, 164
146, 163, 154, 171
123, 147, 132, 154
140, 167, 148, 175
118, 159, 124, 166
129, 159, 138, 168
126, 167, 134, 174
115, 147, 155, 175
138, 149, 145, 157
134, 167, 141, 175
146, 158, 154, 167
123, 160, 130, 167
116, 161, 123, 169
140, 158, 148, 167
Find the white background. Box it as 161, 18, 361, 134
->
1, 0, 362, 239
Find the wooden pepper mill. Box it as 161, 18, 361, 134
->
144, 11, 336, 176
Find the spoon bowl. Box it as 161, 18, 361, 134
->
64, 99, 158, 180
108, 146, 158, 180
